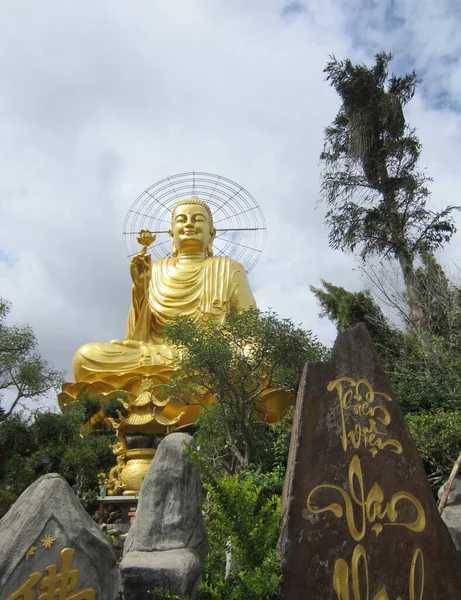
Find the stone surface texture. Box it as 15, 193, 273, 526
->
0, 472, 119, 599
121, 432, 207, 599
278, 323, 461, 599
120, 549, 202, 600
439, 476, 461, 552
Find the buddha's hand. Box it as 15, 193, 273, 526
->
130, 250, 152, 291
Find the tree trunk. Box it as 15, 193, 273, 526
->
397, 250, 426, 331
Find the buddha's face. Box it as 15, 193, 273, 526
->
170, 203, 215, 254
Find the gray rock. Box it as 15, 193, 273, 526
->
121, 433, 207, 599
439, 475, 461, 506
439, 476, 461, 552
0, 473, 119, 599
120, 549, 202, 600
124, 432, 207, 559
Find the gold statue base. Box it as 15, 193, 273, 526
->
120, 448, 156, 495
58, 366, 293, 495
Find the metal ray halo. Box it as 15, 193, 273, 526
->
122, 172, 266, 273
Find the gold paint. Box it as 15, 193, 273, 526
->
120, 448, 157, 495
332, 545, 424, 600
307, 455, 426, 541
72, 200, 256, 382
40, 534, 55, 549
112, 379, 185, 431
6, 548, 96, 599
137, 228, 156, 250
6, 572, 42, 600
328, 377, 402, 456
68, 199, 256, 432
60, 199, 292, 494
25, 546, 37, 560
409, 548, 424, 600
106, 435, 127, 496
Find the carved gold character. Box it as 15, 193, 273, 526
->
6, 548, 96, 600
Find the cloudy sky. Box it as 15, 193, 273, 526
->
1, 0, 461, 410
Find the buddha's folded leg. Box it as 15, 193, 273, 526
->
72, 340, 176, 381
72, 341, 146, 381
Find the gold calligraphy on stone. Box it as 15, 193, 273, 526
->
333, 544, 424, 600
6, 547, 96, 600
328, 377, 403, 456
307, 455, 426, 540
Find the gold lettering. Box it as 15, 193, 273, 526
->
6, 572, 42, 600
6, 548, 96, 600
307, 456, 426, 540
333, 545, 424, 600
409, 548, 424, 600
328, 378, 402, 456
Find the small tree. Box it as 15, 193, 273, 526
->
0, 403, 117, 517
162, 307, 328, 473
0, 298, 64, 419
311, 277, 461, 413
320, 52, 459, 331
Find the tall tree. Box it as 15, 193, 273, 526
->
320, 52, 459, 331
0, 298, 64, 419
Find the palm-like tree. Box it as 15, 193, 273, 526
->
321, 51, 458, 331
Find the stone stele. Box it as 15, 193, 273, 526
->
0, 473, 119, 599
120, 432, 207, 600
278, 323, 461, 599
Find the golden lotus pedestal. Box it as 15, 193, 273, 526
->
58, 366, 293, 496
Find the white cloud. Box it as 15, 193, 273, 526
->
1, 0, 461, 410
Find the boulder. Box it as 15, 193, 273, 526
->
121, 433, 207, 599
0, 473, 119, 599
120, 549, 202, 600
439, 476, 461, 552
278, 323, 461, 599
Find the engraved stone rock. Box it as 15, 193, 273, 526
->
278, 323, 461, 599
0, 472, 119, 599
120, 432, 207, 600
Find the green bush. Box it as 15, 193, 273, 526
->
405, 409, 461, 491
185, 441, 282, 600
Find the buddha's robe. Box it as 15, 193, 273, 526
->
72, 256, 255, 382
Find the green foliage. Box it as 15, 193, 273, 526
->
77, 391, 102, 421
321, 53, 459, 330
405, 410, 461, 490
0, 403, 115, 517
151, 591, 191, 600
310, 279, 401, 353
310, 277, 461, 413
189, 447, 282, 600
321, 52, 457, 260
163, 307, 327, 472
242, 409, 293, 498
0, 297, 65, 419
59, 435, 113, 511
102, 394, 129, 420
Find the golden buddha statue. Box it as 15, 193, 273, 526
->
59, 198, 290, 494
72, 198, 255, 382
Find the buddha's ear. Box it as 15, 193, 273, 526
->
207, 227, 216, 257
169, 230, 178, 258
